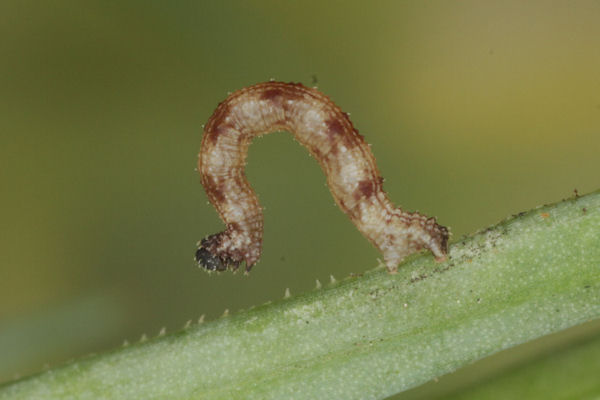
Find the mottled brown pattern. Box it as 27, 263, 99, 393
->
197, 81, 449, 273
356, 179, 377, 200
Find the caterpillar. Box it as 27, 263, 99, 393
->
196, 82, 448, 273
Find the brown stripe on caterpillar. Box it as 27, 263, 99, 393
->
197, 81, 449, 273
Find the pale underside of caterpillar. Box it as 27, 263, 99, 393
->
196, 81, 449, 274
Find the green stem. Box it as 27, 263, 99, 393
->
410, 322, 600, 400
2, 191, 599, 400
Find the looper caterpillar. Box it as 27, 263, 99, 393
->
196, 82, 448, 273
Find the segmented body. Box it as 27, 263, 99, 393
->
197, 82, 448, 273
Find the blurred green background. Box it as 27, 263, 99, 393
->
1, 0, 599, 395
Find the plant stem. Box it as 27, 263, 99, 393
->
2, 191, 599, 400
410, 322, 600, 400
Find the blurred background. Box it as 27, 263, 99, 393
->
1, 0, 599, 396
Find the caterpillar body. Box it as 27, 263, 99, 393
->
196, 82, 448, 273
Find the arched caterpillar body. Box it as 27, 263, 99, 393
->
196, 82, 448, 273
